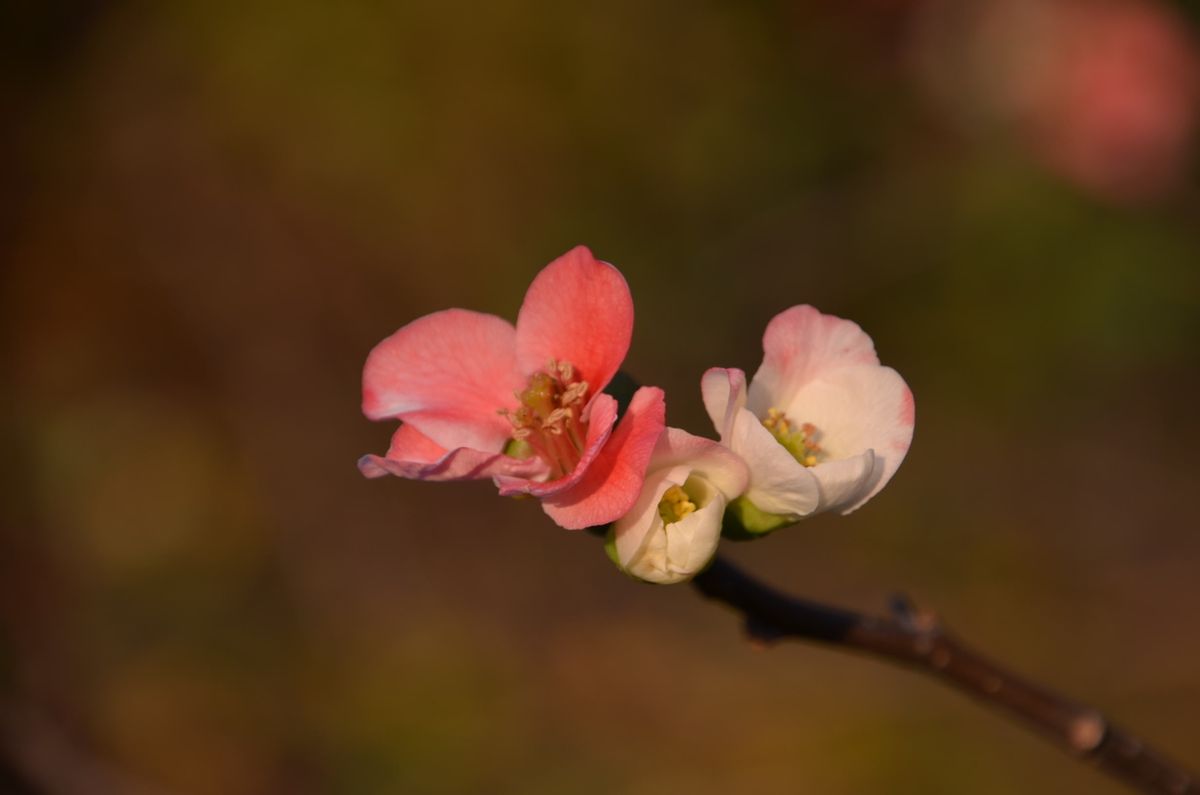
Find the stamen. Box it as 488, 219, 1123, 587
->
501, 359, 591, 479
658, 485, 697, 525
762, 408, 823, 467
561, 381, 588, 405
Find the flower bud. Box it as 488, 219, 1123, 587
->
609, 428, 749, 584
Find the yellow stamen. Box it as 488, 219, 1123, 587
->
762, 408, 823, 467
657, 485, 697, 525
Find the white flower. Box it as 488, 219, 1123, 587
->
610, 428, 749, 584
701, 305, 914, 534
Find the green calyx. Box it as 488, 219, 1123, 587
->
721, 495, 795, 539
603, 525, 622, 568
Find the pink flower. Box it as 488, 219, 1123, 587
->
609, 427, 749, 584
359, 246, 666, 530
701, 306, 914, 533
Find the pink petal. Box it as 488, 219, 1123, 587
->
386, 422, 446, 463
747, 305, 881, 416
359, 423, 548, 481
540, 386, 667, 530
493, 392, 620, 498
515, 246, 634, 393
362, 308, 525, 452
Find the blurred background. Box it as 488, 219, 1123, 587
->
3, 1, 1200, 792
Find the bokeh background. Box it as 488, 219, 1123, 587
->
3, 1, 1200, 793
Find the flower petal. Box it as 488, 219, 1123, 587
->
809, 450, 877, 515
636, 498, 726, 585
663, 491, 725, 580
358, 450, 548, 481
747, 305, 881, 416
648, 427, 749, 500
362, 308, 525, 453
702, 367, 819, 518
539, 386, 666, 530
358, 423, 549, 481
384, 422, 446, 463
515, 246, 634, 393
612, 466, 684, 570
729, 408, 820, 517
783, 363, 914, 513
700, 367, 748, 440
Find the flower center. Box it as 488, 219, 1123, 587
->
657, 484, 697, 525
502, 359, 589, 479
762, 408, 822, 467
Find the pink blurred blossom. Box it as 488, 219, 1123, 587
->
914, 0, 1200, 202
1022, 0, 1199, 201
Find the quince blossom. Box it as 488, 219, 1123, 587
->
702, 305, 914, 534
359, 246, 666, 530
609, 428, 749, 584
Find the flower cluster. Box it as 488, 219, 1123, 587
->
360, 247, 915, 584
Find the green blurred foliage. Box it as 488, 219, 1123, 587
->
2, 1, 1198, 793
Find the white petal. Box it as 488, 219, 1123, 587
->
662, 490, 725, 581
618, 479, 725, 585
783, 364, 914, 512
728, 407, 820, 518
648, 427, 749, 500
612, 466, 688, 569
700, 367, 748, 441
702, 368, 819, 518
809, 450, 877, 515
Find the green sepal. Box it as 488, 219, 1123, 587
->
599, 524, 654, 584
721, 495, 796, 540
602, 525, 621, 567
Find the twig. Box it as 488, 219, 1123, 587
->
691, 555, 1197, 795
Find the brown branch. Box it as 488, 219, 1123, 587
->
691, 555, 1197, 795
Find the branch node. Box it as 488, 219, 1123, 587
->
889, 592, 940, 637
1067, 710, 1107, 754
